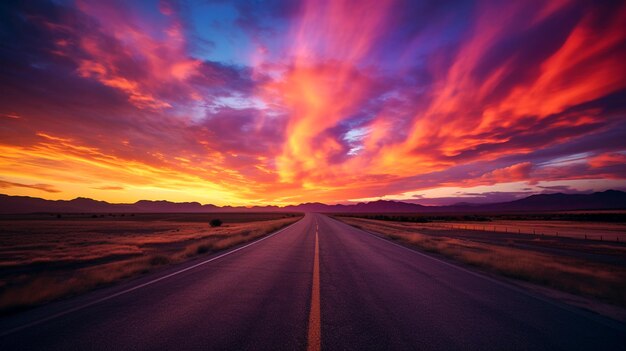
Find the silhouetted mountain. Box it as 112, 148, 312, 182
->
133, 200, 207, 212
0, 190, 625, 214
449, 202, 483, 207
284, 202, 335, 212
474, 190, 626, 211
350, 200, 429, 212
69, 197, 130, 212
0, 194, 127, 213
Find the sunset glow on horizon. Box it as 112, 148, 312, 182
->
1, 0, 625, 206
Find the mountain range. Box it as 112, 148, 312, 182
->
1, 190, 625, 214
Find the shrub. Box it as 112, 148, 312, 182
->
210, 219, 223, 227
196, 245, 210, 254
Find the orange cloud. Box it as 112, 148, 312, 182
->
257, 0, 394, 186
252, 0, 626, 200
0, 179, 60, 193
91, 186, 124, 191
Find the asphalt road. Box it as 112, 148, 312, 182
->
0, 213, 624, 350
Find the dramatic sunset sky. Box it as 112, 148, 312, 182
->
1, 0, 625, 206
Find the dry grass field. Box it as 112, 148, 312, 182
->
335, 216, 626, 309
0, 213, 302, 314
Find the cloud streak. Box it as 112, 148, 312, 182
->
0, 180, 60, 193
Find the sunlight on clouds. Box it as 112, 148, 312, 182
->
0, 136, 248, 205
1, 0, 625, 204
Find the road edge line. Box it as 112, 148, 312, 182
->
0, 218, 303, 338
327, 216, 625, 331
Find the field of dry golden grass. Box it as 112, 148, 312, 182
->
0, 213, 301, 313
336, 216, 626, 309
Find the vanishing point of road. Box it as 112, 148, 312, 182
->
0, 213, 624, 350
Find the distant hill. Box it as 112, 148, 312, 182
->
133, 200, 218, 212
473, 190, 626, 211
282, 200, 429, 213
0, 190, 625, 214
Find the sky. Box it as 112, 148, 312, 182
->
1, 0, 625, 206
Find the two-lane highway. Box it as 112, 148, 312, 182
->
0, 213, 624, 350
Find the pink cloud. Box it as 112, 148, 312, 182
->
479, 162, 534, 184
588, 153, 626, 169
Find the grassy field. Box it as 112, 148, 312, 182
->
430, 220, 626, 241
0, 213, 302, 314
339, 212, 626, 241
334, 215, 626, 309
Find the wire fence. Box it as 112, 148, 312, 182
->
418, 222, 622, 242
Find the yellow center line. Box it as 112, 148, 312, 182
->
307, 227, 321, 351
